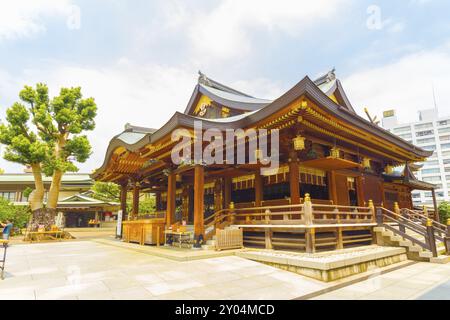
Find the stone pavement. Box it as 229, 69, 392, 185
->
1, 240, 330, 300
312, 262, 450, 300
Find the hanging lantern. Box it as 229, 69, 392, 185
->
385, 165, 394, 174
330, 147, 340, 158
293, 135, 306, 151
362, 157, 371, 169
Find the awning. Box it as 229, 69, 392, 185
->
300, 157, 362, 171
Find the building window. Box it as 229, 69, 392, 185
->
398, 133, 412, 140
415, 123, 433, 130
416, 130, 434, 137
421, 168, 441, 175
417, 137, 436, 144
394, 126, 411, 134
424, 192, 432, 198
424, 160, 439, 167
423, 176, 441, 182
440, 135, 450, 142
422, 145, 436, 151
412, 193, 421, 199
438, 127, 450, 134
442, 150, 450, 157
0, 192, 16, 202
441, 143, 450, 150
439, 120, 449, 126
443, 159, 450, 165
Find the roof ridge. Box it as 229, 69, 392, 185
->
124, 123, 157, 134
313, 68, 336, 86
198, 71, 254, 98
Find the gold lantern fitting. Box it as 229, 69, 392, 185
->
362, 157, 371, 169
330, 147, 340, 159
293, 135, 306, 151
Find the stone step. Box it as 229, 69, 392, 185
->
408, 245, 423, 253
382, 230, 394, 237
418, 251, 433, 259
201, 244, 215, 250
373, 227, 386, 232
430, 255, 450, 264
390, 235, 403, 242
399, 240, 413, 247
206, 240, 216, 246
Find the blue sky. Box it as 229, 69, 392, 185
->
0, 0, 449, 173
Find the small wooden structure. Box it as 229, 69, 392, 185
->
122, 219, 165, 246
215, 228, 243, 251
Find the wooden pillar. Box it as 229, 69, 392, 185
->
255, 171, 263, 207
193, 165, 205, 246
289, 152, 300, 205
132, 183, 140, 219
155, 191, 162, 211
119, 183, 128, 220
431, 189, 440, 222
304, 194, 315, 253
166, 172, 176, 227
214, 179, 223, 213
356, 176, 366, 207
328, 171, 338, 205
224, 177, 232, 209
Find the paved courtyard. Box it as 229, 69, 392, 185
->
313, 262, 450, 300
3, 239, 450, 300
1, 240, 329, 300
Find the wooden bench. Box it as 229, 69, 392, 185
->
26, 231, 63, 243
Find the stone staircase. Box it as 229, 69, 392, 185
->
374, 226, 449, 264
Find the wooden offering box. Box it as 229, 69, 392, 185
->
122, 219, 165, 246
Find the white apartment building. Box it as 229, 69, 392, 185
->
382, 108, 450, 207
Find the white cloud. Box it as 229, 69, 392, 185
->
343, 42, 450, 124
0, 0, 76, 41
162, 0, 350, 62
0, 61, 284, 173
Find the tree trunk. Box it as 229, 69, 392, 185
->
29, 163, 55, 231
47, 169, 63, 210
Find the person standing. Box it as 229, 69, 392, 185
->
1, 220, 13, 240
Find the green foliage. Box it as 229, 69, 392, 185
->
438, 201, 450, 224
137, 196, 156, 215
91, 181, 120, 201
23, 187, 33, 199
0, 198, 31, 230
0, 83, 97, 175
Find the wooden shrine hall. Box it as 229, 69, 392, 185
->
92, 70, 436, 251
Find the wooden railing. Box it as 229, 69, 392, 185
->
204, 194, 376, 242
377, 207, 450, 257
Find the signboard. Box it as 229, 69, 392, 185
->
116, 210, 123, 238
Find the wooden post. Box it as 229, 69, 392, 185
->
166, 172, 176, 227
155, 191, 162, 211
368, 199, 375, 223
328, 171, 338, 205
395, 202, 405, 233
265, 229, 273, 250
132, 183, 140, 219
426, 219, 438, 258
289, 154, 300, 205
304, 193, 315, 253
445, 219, 450, 255
356, 176, 366, 207
336, 227, 343, 250
255, 171, 263, 207
431, 189, 440, 222
223, 177, 232, 209
193, 165, 205, 247
119, 183, 128, 221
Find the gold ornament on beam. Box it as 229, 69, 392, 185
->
362, 157, 371, 169
330, 147, 341, 159
293, 135, 306, 151
385, 165, 394, 174
254, 149, 263, 161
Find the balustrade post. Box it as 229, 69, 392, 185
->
229, 202, 235, 225
376, 207, 383, 225
445, 219, 450, 255
368, 199, 375, 223
265, 209, 271, 224
423, 205, 428, 219
426, 219, 438, 258
265, 229, 273, 250
395, 202, 406, 233
304, 194, 315, 253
